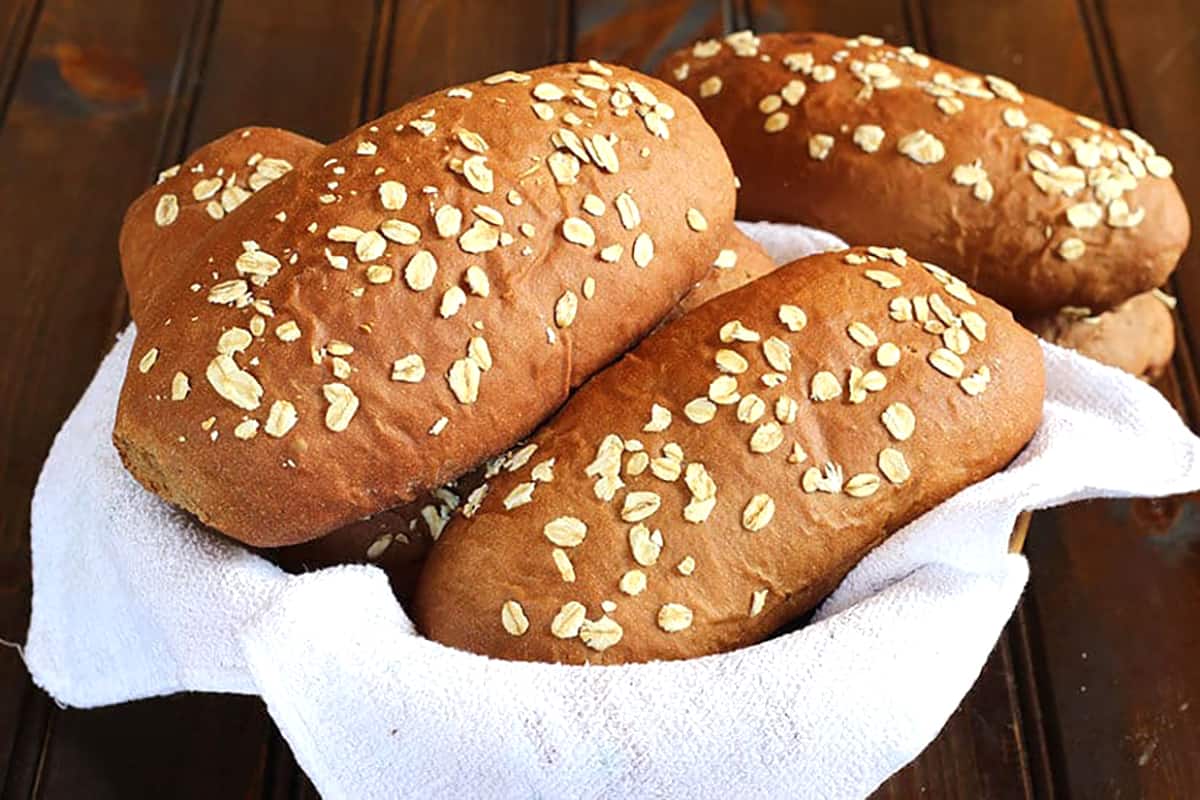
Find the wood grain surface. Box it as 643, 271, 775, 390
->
1, 2, 1195, 798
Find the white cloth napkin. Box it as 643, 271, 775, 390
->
24, 222, 1200, 800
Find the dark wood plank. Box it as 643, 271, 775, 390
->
572, 0, 729, 74
0, 1, 216, 795
187, 0, 384, 146
746, 0, 912, 45
383, 0, 568, 108
1094, 0, 1200, 420
0, 0, 39, 120
4, 2, 388, 799
35, 696, 274, 800
1024, 500, 1200, 798
923, 2, 1200, 798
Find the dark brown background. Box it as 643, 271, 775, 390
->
1, 1, 1197, 797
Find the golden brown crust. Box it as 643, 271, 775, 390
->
673, 226, 778, 318
658, 31, 1190, 316
119, 128, 323, 320
113, 62, 737, 548
414, 246, 1045, 664
272, 228, 776, 597
1024, 290, 1175, 381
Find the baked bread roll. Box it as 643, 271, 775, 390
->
113, 62, 738, 547
1026, 290, 1175, 381
672, 226, 778, 318
658, 31, 1189, 316
266, 471, 486, 603
415, 246, 1045, 664
271, 229, 777, 595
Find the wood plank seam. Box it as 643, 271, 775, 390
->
1008, 602, 1060, 799
360, 0, 400, 124
996, 637, 1038, 800
725, 0, 744, 33
903, 0, 930, 52
0, 0, 42, 129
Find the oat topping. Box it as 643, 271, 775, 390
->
322, 383, 359, 431
878, 447, 911, 483
550, 601, 586, 638
657, 603, 694, 632
404, 250, 437, 290
750, 589, 768, 617
501, 600, 529, 636
742, 493, 775, 531
844, 473, 881, 498
579, 615, 624, 651
808, 133, 834, 160
897, 129, 945, 164
555, 290, 579, 328
447, 357, 481, 404
1057, 237, 1086, 260
622, 491, 662, 522
644, 403, 672, 432
544, 516, 588, 547
737, 394, 766, 424
778, 304, 807, 331
138, 347, 160, 374
882, 402, 916, 440
810, 371, 842, 402
628, 523, 663, 566
852, 124, 885, 153
503, 481, 535, 510
620, 569, 647, 595
154, 194, 179, 227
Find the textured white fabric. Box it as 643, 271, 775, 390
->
24, 222, 1200, 800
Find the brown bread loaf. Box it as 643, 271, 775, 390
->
673, 226, 779, 318
271, 228, 777, 595
113, 61, 738, 547
415, 246, 1045, 664
1025, 290, 1175, 381
266, 473, 484, 603
658, 31, 1190, 316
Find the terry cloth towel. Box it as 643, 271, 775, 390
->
25, 222, 1200, 799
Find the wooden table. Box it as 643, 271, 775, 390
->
1, 1, 1197, 797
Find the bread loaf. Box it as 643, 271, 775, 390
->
673, 226, 778, 317
1026, 290, 1175, 381
266, 472, 484, 603
271, 229, 776, 594
414, 246, 1045, 664
658, 31, 1190, 316
113, 62, 738, 547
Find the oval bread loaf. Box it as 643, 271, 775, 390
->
672, 225, 779, 318
659, 31, 1190, 316
1025, 290, 1175, 381
113, 61, 737, 547
415, 246, 1045, 664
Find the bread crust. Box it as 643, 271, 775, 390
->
270, 229, 777, 595
672, 226, 779, 318
113, 62, 737, 547
659, 31, 1190, 316
415, 246, 1045, 664
1025, 290, 1175, 381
